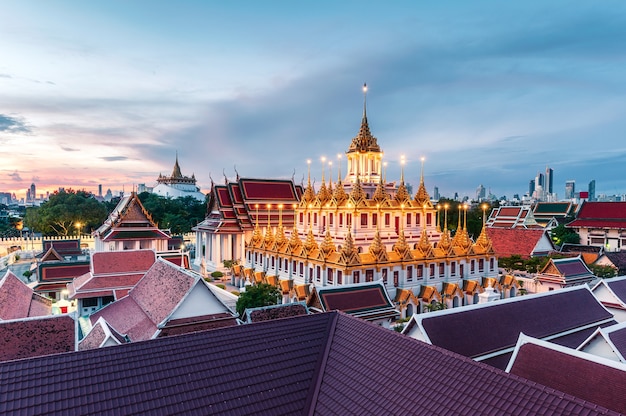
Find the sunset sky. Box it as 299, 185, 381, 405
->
2, 1, 626, 200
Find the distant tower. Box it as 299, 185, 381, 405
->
98, 184, 103, 197
529, 179, 535, 196
588, 180, 596, 202
30, 183, 36, 202
565, 180, 576, 200
433, 186, 440, 201
545, 167, 554, 194
476, 184, 486, 201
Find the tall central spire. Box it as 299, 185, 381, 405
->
363, 82, 367, 119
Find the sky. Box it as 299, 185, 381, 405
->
2, 1, 626, 201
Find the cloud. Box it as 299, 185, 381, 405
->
0, 114, 31, 134
99, 156, 129, 162
60, 145, 79, 152
8, 171, 22, 181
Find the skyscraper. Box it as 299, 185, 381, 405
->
433, 186, 440, 201
545, 167, 553, 194
565, 180, 576, 200
476, 184, 486, 201
588, 180, 596, 202
529, 179, 535, 196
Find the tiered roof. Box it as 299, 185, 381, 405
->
195, 178, 302, 235
532, 202, 577, 227
0, 312, 619, 415
486, 205, 541, 229
536, 256, 596, 286
567, 201, 626, 229
95, 192, 170, 242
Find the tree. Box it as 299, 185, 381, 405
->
235, 283, 280, 316
550, 224, 580, 247
589, 264, 618, 279
24, 189, 107, 236
136, 193, 206, 234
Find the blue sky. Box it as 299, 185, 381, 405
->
1, 1, 626, 200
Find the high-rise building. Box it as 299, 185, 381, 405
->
545, 167, 553, 194
98, 184, 103, 197
433, 186, 440, 201
476, 184, 486, 201
565, 180, 576, 200
588, 180, 596, 202
529, 179, 535, 196
30, 183, 36, 201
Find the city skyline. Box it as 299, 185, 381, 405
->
2, 1, 626, 199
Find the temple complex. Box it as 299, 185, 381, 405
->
152, 154, 206, 201
196, 86, 500, 317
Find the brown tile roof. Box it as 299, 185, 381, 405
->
485, 228, 552, 258
89, 259, 235, 341
0, 312, 620, 415
0, 271, 51, 319
0, 315, 75, 362
245, 303, 309, 323
507, 335, 626, 414
404, 286, 614, 369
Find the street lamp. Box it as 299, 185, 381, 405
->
75, 222, 82, 236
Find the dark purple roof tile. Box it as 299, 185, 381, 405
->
419, 287, 613, 359
0, 312, 620, 415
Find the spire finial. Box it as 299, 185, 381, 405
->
363, 83, 368, 118
420, 156, 425, 184
321, 156, 326, 184
400, 155, 406, 183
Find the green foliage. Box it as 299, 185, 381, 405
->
211, 271, 224, 278
550, 224, 580, 247
223, 259, 239, 269
216, 284, 226, 290
393, 324, 405, 333
22, 270, 32, 278
235, 283, 280, 316
24, 189, 107, 236
499, 255, 550, 273
424, 301, 446, 312
136, 193, 206, 234
589, 264, 618, 279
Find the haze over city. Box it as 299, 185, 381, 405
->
2, 1, 626, 200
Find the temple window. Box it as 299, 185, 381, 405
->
299, 262, 304, 276
417, 265, 423, 278
361, 213, 368, 227
339, 213, 343, 226
328, 268, 333, 284
316, 266, 321, 282
299, 212, 304, 224
372, 213, 377, 227
407, 213, 412, 226
439, 262, 445, 275
393, 271, 399, 287
429, 264, 435, 278
427, 213, 432, 226
314, 213, 318, 224
329, 213, 334, 225
366, 269, 374, 282
490, 258, 495, 271
479, 259, 484, 272
416, 213, 421, 226
347, 214, 352, 227
407, 266, 413, 282
353, 271, 360, 284
382, 268, 388, 284
337, 271, 342, 284
450, 262, 456, 276
470, 260, 475, 273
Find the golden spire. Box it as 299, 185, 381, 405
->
414, 156, 431, 207
340, 229, 361, 265
303, 224, 318, 252
316, 157, 332, 205
288, 223, 302, 250
393, 228, 413, 259
368, 230, 388, 261
347, 83, 381, 154
250, 204, 263, 246
301, 159, 315, 206
416, 228, 433, 256
395, 155, 411, 205
436, 205, 442, 233
171, 151, 183, 178
327, 161, 333, 193
320, 230, 336, 257
437, 228, 452, 252
263, 204, 274, 247
475, 203, 492, 251
349, 175, 366, 204
274, 204, 287, 248
372, 175, 389, 204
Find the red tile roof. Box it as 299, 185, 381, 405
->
568, 201, 626, 229
0, 312, 619, 415
508, 335, 626, 414
0, 315, 75, 362
485, 228, 551, 258
92, 250, 156, 275
0, 271, 51, 319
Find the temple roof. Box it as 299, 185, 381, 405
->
0, 312, 619, 415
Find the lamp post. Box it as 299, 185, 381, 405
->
74, 222, 82, 236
